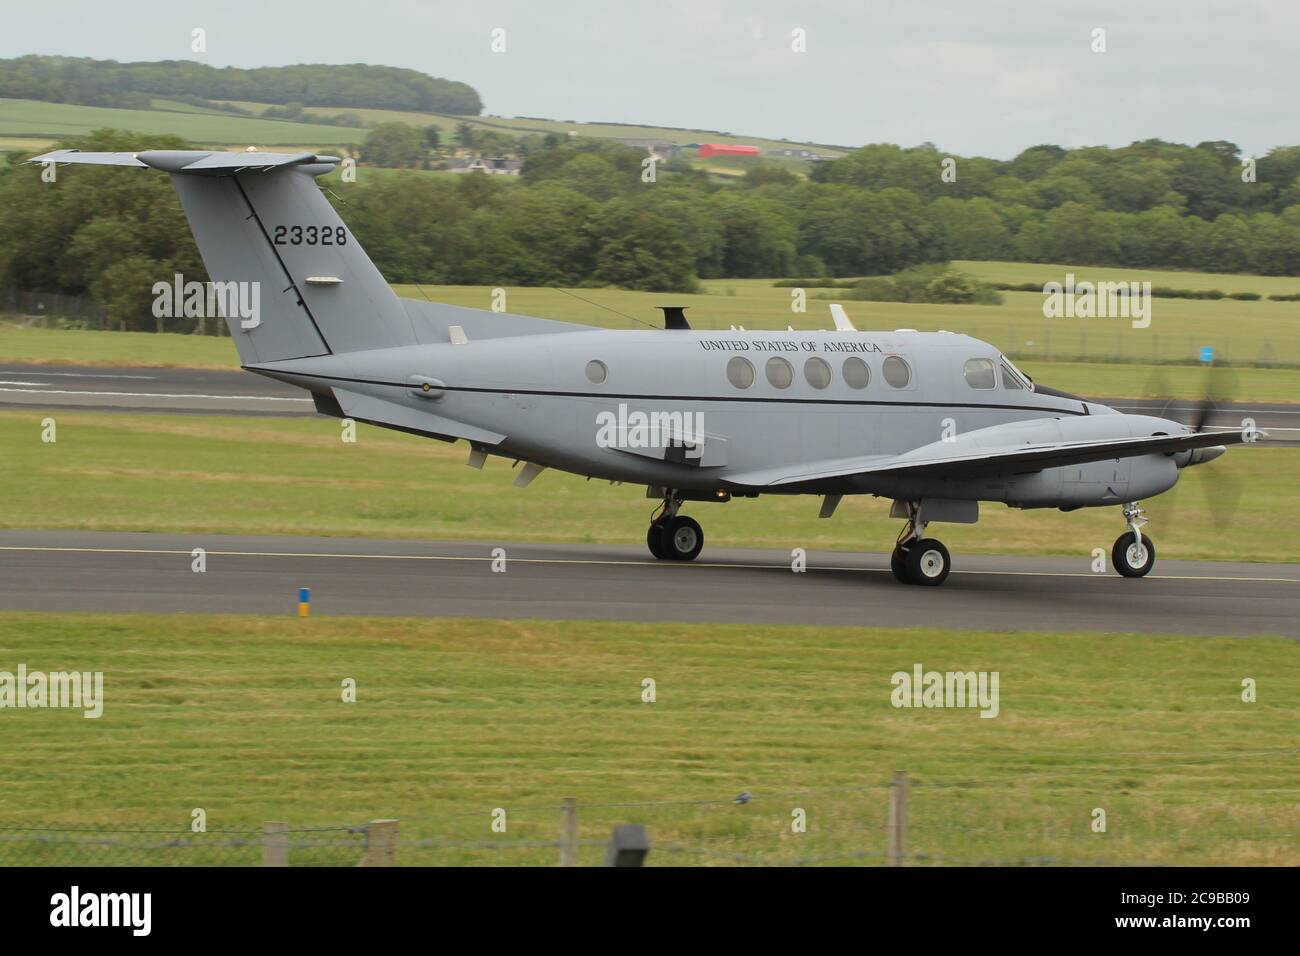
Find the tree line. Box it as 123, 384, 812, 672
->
0, 55, 483, 115
1, 130, 1298, 332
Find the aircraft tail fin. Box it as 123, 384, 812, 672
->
30, 149, 417, 365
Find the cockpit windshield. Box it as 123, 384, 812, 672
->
1000, 356, 1033, 391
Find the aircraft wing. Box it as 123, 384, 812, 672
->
723, 428, 1256, 488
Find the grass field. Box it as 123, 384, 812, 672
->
397, 278, 1300, 369
955, 260, 1300, 297
5, 261, 1300, 399
0, 409, 1291, 562
0, 96, 844, 170
10, 316, 1300, 402
0, 97, 368, 148
0, 612, 1292, 866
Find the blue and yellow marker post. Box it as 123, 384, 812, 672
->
298, 587, 311, 618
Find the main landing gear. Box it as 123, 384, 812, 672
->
890, 502, 951, 586
1111, 502, 1156, 578
646, 492, 704, 561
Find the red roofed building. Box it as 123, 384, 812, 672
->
697, 143, 761, 158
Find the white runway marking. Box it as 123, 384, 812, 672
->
0, 370, 156, 380
1, 545, 1296, 584
0, 387, 312, 402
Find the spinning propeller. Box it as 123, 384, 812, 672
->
1144, 365, 1244, 532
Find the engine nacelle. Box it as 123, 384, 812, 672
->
863, 413, 1187, 509
1003, 453, 1178, 508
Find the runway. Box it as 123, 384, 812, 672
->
1, 364, 1295, 440
0, 364, 313, 415
0, 530, 1295, 637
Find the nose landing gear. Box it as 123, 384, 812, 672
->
1112, 502, 1156, 578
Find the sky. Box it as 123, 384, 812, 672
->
3, 0, 1296, 159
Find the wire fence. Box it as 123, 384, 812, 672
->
2, 758, 1295, 866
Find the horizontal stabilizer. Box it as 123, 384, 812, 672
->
29, 149, 341, 176
332, 389, 506, 446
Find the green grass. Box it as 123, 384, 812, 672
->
286, 102, 851, 157
11, 265, 1299, 398
955, 260, 1300, 297
1013, 361, 1300, 403
0, 97, 368, 147
0, 612, 1292, 866
0, 410, 1292, 562
401, 278, 1300, 368
0, 321, 241, 367
1, 96, 845, 166
5, 256, 1299, 386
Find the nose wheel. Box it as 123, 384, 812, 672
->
1112, 503, 1156, 578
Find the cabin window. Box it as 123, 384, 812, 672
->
585, 360, 607, 384
842, 357, 870, 389
765, 356, 794, 389
882, 355, 912, 388
963, 358, 996, 389
1000, 362, 1025, 389
803, 357, 832, 389
726, 356, 755, 389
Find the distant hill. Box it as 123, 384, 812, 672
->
0, 55, 482, 115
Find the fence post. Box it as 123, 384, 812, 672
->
560, 796, 578, 867
888, 771, 908, 867
604, 824, 649, 867
360, 819, 399, 867
262, 821, 289, 867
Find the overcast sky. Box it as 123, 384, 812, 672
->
4, 0, 1295, 158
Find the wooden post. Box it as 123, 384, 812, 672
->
360, 819, 399, 867
560, 797, 578, 867
262, 821, 289, 867
888, 771, 908, 867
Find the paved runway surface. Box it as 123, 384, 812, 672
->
1, 530, 1295, 636
0, 364, 313, 415
1, 364, 1295, 440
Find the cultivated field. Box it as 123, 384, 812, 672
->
0, 612, 1292, 866
0, 96, 844, 166
0, 97, 368, 147
0, 410, 1290, 562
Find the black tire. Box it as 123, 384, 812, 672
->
904, 538, 951, 586
1112, 533, 1155, 578
646, 523, 668, 560
662, 515, 704, 561
890, 545, 910, 584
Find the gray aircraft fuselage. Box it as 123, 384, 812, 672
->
253, 325, 1182, 509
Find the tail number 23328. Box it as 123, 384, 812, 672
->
273, 225, 348, 246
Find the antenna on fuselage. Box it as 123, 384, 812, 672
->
829, 303, 856, 331
657, 306, 691, 330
